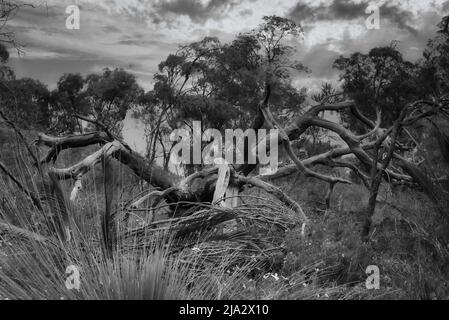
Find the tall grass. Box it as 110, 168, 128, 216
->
0, 167, 250, 300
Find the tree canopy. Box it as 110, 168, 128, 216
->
333, 44, 419, 131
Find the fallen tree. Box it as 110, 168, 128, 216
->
2, 90, 449, 248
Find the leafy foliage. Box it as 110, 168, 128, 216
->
334, 43, 420, 131
0, 77, 51, 130
420, 15, 449, 95
84, 68, 143, 136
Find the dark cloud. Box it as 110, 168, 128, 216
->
151, 0, 242, 23
329, 0, 366, 20
289, 0, 417, 33
289, 0, 365, 23
288, 3, 319, 23
379, 3, 417, 35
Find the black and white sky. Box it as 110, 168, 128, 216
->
5, 0, 449, 150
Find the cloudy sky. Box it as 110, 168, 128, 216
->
4, 0, 449, 151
